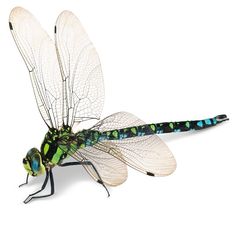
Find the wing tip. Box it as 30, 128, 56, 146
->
56, 10, 74, 22
9, 6, 25, 17
60, 10, 74, 16
158, 158, 177, 177
9, 6, 32, 23
148, 156, 177, 177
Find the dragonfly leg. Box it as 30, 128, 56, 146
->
19, 173, 29, 187
24, 169, 54, 204
59, 161, 110, 197
83, 160, 110, 197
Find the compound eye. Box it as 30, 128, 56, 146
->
31, 159, 39, 172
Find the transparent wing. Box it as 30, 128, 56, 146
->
55, 10, 104, 127
9, 7, 62, 128
72, 142, 128, 186
92, 112, 176, 176
95, 135, 176, 176
91, 111, 143, 131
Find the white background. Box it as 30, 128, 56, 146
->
0, 0, 235, 235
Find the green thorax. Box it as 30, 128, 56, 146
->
41, 126, 74, 166
40, 127, 100, 166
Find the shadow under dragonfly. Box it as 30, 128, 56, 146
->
24, 162, 104, 199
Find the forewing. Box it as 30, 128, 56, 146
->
92, 112, 176, 176
55, 10, 104, 127
9, 7, 62, 128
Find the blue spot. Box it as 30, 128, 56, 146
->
119, 133, 128, 139
174, 129, 181, 132
213, 118, 217, 125
86, 139, 92, 146
157, 129, 163, 134
204, 119, 211, 125
98, 136, 106, 142
32, 160, 39, 172
138, 132, 144, 137
197, 121, 203, 128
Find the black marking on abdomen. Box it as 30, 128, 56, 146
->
9, 22, 13, 30
54, 26, 57, 34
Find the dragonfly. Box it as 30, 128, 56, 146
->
9, 7, 228, 203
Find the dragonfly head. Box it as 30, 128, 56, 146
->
23, 148, 46, 176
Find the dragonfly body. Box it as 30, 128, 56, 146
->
37, 114, 228, 170
9, 7, 228, 203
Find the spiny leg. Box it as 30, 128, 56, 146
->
59, 161, 110, 197
19, 173, 29, 188
24, 169, 55, 203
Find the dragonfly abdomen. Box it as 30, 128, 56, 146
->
98, 114, 228, 141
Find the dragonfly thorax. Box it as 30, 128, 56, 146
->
40, 126, 75, 167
